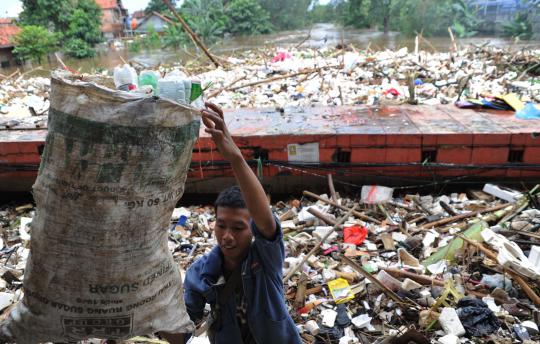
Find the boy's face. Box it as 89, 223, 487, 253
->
215, 206, 253, 262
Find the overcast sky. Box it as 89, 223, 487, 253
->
1, 0, 330, 18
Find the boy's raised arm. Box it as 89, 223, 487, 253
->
201, 103, 276, 240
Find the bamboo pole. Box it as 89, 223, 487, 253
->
307, 207, 338, 226
341, 255, 412, 306
163, 0, 221, 68
283, 206, 356, 283
459, 235, 540, 307
327, 174, 337, 203
207, 75, 247, 99
421, 203, 512, 229
303, 190, 381, 224
228, 64, 341, 93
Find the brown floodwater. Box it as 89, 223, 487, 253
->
4, 23, 540, 76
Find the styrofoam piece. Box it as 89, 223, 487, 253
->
321, 308, 338, 327
313, 226, 338, 243
439, 307, 466, 337
427, 260, 447, 275
0, 292, 14, 311
401, 278, 422, 291
351, 314, 372, 329
482, 296, 501, 313
305, 320, 320, 335
438, 334, 460, 344
522, 320, 539, 335
482, 183, 523, 202
171, 207, 191, 221
529, 246, 540, 266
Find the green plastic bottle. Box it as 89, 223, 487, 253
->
138, 71, 159, 94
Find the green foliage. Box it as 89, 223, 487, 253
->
258, 0, 312, 30
162, 24, 189, 49
224, 0, 272, 35
12, 25, 58, 63
503, 12, 533, 40
309, 2, 336, 24
450, 1, 480, 38
181, 0, 227, 44
127, 38, 143, 52
19, 0, 74, 32
142, 25, 162, 50
63, 0, 103, 57
64, 38, 96, 58
18, 0, 103, 59
145, 0, 176, 14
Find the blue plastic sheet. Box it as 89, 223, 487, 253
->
516, 103, 540, 120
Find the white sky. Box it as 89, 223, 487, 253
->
1, 0, 330, 18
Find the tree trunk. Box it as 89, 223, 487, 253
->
383, 15, 390, 34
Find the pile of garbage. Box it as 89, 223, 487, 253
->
2, 183, 540, 343
2, 45, 540, 129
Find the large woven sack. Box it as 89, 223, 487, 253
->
1, 72, 199, 342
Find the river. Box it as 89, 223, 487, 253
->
4, 23, 540, 76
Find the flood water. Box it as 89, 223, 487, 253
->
5, 23, 540, 76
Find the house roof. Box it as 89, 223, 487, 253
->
0, 18, 15, 25
151, 11, 174, 24
0, 25, 21, 47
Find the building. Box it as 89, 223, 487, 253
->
0, 18, 21, 69
135, 12, 174, 34
467, 0, 540, 34
95, 0, 128, 39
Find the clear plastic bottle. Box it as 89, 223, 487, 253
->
113, 64, 138, 91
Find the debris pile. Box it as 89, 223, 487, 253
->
2, 183, 540, 343
2, 45, 540, 129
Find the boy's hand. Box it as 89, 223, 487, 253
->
201, 102, 242, 162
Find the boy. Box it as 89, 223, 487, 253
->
162, 103, 302, 344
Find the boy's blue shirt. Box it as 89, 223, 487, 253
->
183, 217, 302, 344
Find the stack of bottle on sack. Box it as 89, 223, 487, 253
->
113, 64, 204, 107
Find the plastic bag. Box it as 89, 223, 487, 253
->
457, 297, 500, 337
343, 225, 368, 245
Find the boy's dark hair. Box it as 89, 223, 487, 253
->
215, 185, 246, 211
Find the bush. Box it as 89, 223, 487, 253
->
142, 25, 162, 50
13, 25, 58, 63
224, 0, 272, 35
64, 38, 96, 58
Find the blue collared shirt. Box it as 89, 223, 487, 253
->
183, 218, 302, 344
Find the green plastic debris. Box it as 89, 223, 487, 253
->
422, 221, 487, 267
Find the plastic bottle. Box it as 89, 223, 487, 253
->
157, 76, 187, 104
190, 80, 204, 108
138, 70, 160, 94
113, 64, 138, 91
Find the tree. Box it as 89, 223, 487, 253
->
333, 0, 371, 28
257, 0, 312, 30
224, 0, 272, 35
145, 0, 176, 14
503, 12, 533, 40
309, 1, 336, 24
368, 0, 393, 33
12, 25, 58, 63
64, 0, 103, 58
181, 0, 227, 44
19, 0, 75, 33
19, 0, 103, 59
162, 24, 189, 49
